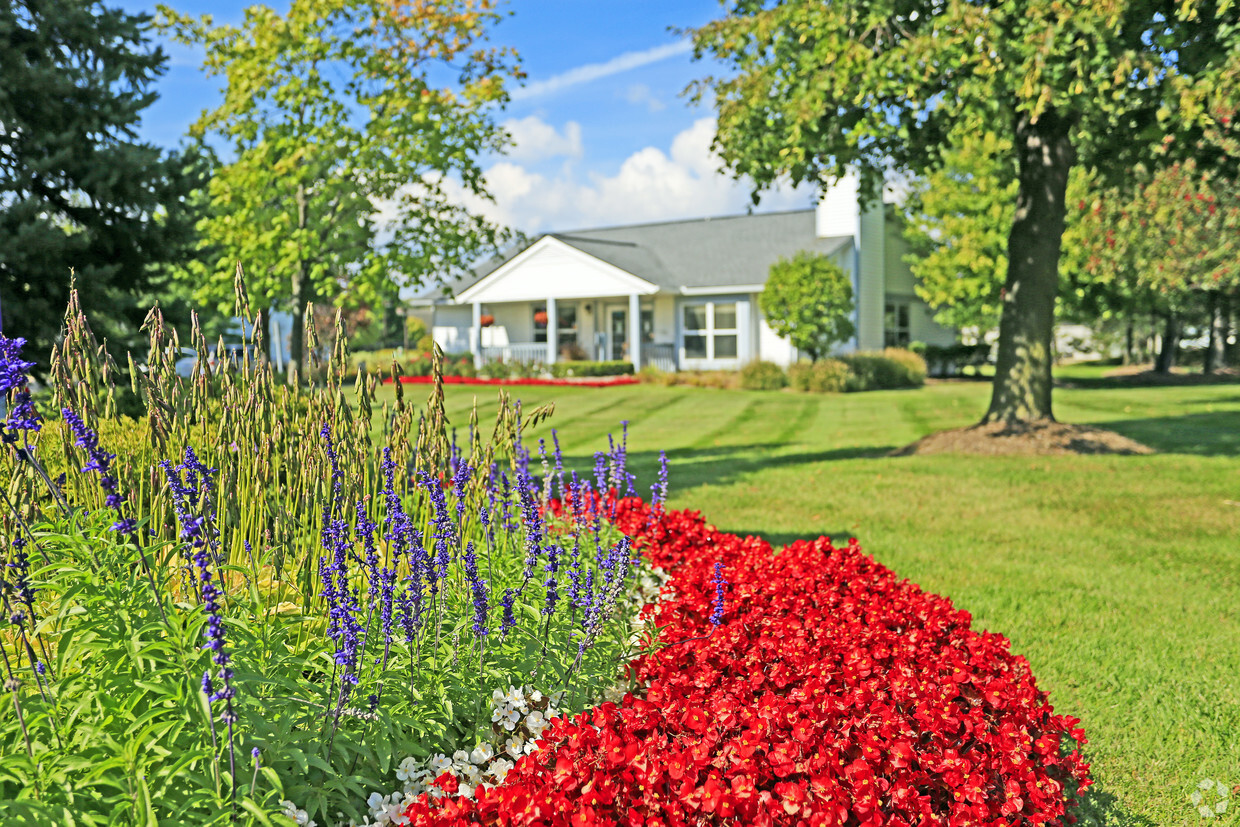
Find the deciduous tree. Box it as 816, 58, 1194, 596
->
759, 251, 855, 361
690, 0, 1240, 422
163, 0, 519, 377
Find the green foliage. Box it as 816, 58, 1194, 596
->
0, 290, 654, 823
759, 252, 855, 361
160, 0, 520, 370
738, 360, 787, 391
549, 361, 635, 378
0, 0, 203, 367
690, 0, 1240, 421
840, 349, 927, 392
478, 359, 541, 380
806, 359, 851, 394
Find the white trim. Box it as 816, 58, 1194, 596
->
677, 296, 746, 370
680, 283, 765, 296
456, 236, 659, 304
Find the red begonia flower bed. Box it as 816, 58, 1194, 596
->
404, 499, 1092, 826
382, 375, 641, 388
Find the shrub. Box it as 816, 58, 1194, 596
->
787, 361, 813, 391
840, 349, 926, 391
637, 364, 671, 384
738, 360, 787, 390
549, 360, 634, 378
807, 358, 850, 392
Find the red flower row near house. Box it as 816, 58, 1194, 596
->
404, 498, 1092, 826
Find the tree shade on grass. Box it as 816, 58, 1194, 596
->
373, 377, 1240, 826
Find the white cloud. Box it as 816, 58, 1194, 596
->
442, 117, 814, 233
621, 83, 666, 112
500, 116, 583, 162
511, 41, 692, 101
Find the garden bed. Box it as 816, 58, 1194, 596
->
401, 497, 1093, 826
383, 375, 640, 388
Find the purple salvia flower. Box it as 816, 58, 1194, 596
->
62, 408, 134, 534
551, 430, 564, 501
463, 541, 489, 639
499, 588, 517, 637
0, 337, 39, 447
709, 561, 727, 626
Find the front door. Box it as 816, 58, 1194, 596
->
608, 307, 627, 361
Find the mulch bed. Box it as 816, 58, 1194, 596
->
892, 420, 1153, 456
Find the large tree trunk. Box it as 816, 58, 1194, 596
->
1123, 317, 1135, 366
1154, 311, 1179, 374
983, 111, 1074, 423
1205, 290, 1226, 375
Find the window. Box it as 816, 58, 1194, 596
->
557, 304, 577, 346
682, 301, 740, 362
533, 304, 548, 343
534, 303, 577, 344
884, 300, 911, 347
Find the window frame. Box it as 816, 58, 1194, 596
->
679, 298, 744, 367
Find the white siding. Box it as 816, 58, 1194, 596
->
432, 305, 472, 353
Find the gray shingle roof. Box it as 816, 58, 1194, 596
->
411, 209, 852, 302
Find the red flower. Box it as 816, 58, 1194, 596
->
404, 497, 1092, 826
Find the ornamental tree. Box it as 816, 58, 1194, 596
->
162, 0, 519, 378
1079, 157, 1240, 373
690, 0, 1240, 423
0, 0, 200, 365
759, 251, 855, 361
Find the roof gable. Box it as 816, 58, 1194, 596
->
456, 236, 658, 304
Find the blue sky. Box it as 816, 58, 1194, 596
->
118, 0, 813, 233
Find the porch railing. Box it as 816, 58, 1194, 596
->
641, 343, 676, 372
480, 343, 547, 365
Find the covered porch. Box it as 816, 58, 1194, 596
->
449, 235, 677, 371
464, 296, 675, 371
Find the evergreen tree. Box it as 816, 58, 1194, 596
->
0, 0, 199, 366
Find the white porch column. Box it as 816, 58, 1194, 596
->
546, 296, 557, 365
470, 302, 482, 369
628, 293, 641, 370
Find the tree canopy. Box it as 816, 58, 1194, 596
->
759, 251, 855, 361
163, 0, 520, 374
691, 0, 1240, 422
0, 0, 199, 365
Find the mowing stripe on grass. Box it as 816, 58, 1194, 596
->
774, 396, 820, 446
689, 396, 764, 449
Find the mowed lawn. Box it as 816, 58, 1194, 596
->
377, 374, 1240, 826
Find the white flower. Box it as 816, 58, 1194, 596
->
458, 783, 474, 799
428, 753, 452, 774
367, 791, 386, 812
489, 757, 514, 779
452, 750, 470, 765
499, 707, 520, 730
395, 756, 421, 782
491, 687, 506, 705
525, 709, 547, 737
602, 686, 625, 704
528, 689, 543, 705
523, 740, 538, 755
503, 685, 525, 708
470, 743, 494, 765
279, 800, 316, 827
504, 736, 525, 758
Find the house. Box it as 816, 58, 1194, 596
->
411, 176, 956, 371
